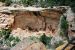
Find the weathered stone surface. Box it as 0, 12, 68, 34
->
0, 45, 10, 50
0, 2, 5, 7
11, 28, 51, 40
24, 42, 46, 50
0, 7, 63, 33
41, 9, 62, 19
56, 43, 73, 50
0, 13, 14, 29
10, 38, 46, 50
13, 9, 62, 33
13, 11, 45, 31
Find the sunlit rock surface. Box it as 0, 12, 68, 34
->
0, 2, 5, 7
12, 9, 62, 32
0, 13, 14, 29
11, 28, 52, 40
56, 43, 74, 50
11, 38, 46, 50
24, 42, 46, 50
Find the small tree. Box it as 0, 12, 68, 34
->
39, 33, 52, 46
60, 15, 69, 40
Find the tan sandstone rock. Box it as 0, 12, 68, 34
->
13, 9, 62, 33
24, 42, 46, 50
0, 13, 14, 29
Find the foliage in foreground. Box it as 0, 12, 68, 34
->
39, 34, 52, 46
60, 15, 68, 37
0, 29, 20, 47
29, 33, 64, 49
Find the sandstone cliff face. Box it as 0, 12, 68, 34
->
13, 9, 62, 33
13, 11, 45, 31
0, 8, 63, 39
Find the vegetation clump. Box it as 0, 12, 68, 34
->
0, 29, 20, 47
60, 15, 68, 37
39, 34, 52, 46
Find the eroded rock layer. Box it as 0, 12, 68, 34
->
13, 9, 62, 33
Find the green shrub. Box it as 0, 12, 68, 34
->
0, 29, 20, 47
60, 16, 68, 31
21, 0, 37, 6
0, 29, 11, 39
0, 0, 6, 2
20, 0, 27, 6
55, 40, 64, 48
0, 0, 12, 6
29, 36, 38, 40
5, 35, 20, 47
5, 0, 12, 6
39, 33, 52, 46
60, 16, 68, 36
